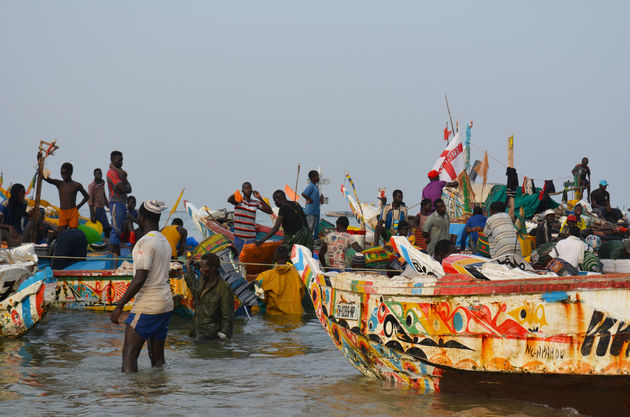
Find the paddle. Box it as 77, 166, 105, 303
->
164, 188, 185, 227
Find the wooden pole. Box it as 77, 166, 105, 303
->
31, 140, 58, 242
293, 164, 301, 202
507, 135, 515, 221
445, 94, 456, 140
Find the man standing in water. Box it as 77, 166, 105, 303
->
110, 201, 172, 373
227, 182, 273, 253
302, 170, 324, 241
107, 150, 132, 255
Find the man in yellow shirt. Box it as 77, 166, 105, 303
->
161, 218, 188, 258
256, 246, 305, 315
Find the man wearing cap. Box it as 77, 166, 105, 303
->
536, 209, 556, 248
110, 201, 173, 372
422, 170, 458, 212
590, 180, 623, 222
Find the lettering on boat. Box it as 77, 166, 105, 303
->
580, 310, 630, 357
336, 303, 360, 320
525, 343, 565, 360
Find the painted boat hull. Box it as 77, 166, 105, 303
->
0, 268, 57, 338
53, 268, 194, 316
290, 244, 630, 416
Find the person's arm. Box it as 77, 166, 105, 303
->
255, 215, 283, 246
219, 289, 234, 338
227, 193, 237, 206
184, 263, 199, 292
422, 216, 434, 243
319, 241, 328, 267
177, 227, 188, 257
301, 184, 314, 204
446, 180, 459, 188
253, 191, 273, 214
351, 241, 362, 252
374, 219, 384, 246
43, 176, 60, 186
76, 183, 89, 210
110, 269, 148, 324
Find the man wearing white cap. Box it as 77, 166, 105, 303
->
110, 200, 173, 372
536, 209, 556, 248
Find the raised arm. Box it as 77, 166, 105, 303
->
227, 193, 237, 205
253, 191, 273, 214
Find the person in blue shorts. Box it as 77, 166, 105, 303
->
110, 200, 172, 373
302, 170, 324, 240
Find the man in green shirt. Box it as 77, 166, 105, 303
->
423, 199, 451, 256
185, 253, 234, 340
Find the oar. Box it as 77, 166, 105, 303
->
293, 163, 301, 202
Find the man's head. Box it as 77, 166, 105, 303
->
568, 225, 581, 238
428, 170, 439, 182
274, 245, 290, 265
336, 216, 349, 232
397, 220, 410, 237
272, 190, 288, 207
581, 157, 589, 166
574, 204, 583, 218
200, 252, 220, 277
420, 199, 432, 213
127, 196, 137, 211
110, 150, 123, 168
9, 183, 26, 204
489, 201, 506, 215
566, 214, 578, 228
434, 239, 452, 263
599, 179, 608, 190
392, 189, 403, 205
543, 209, 555, 224
473, 206, 484, 216
172, 218, 184, 227
242, 182, 252, 198
434, 198, 446, 215
137, 200, 165, 232
61, 162, 73, 180
308, 170, 319, 184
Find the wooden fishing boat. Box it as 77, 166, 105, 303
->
290, 242, 630, 416
1, 245, 57, 337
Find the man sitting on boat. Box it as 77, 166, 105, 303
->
185, 252, 234, 340
373, 189, 407, 246
319, 216, 362, 272
560, 205, 587, 236
256, 190, 312, 251
228, 182, 273, 253
255, 246, 304, 316
0, 183, 29, 247
421, 170, 458, 212
484, 201, 521, 258
460, 206, 487, 252
590, 180, 624, 223
535, 209, 556, 249
550, 226, 591, 269
422, 199, 451, 256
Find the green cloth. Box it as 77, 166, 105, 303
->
581, 251, 602, 272
598, 240, 627, 260
78, 224, 102, 244
184, 269, 234, 339
284, 225, 313, 251
484, 185, 559, 218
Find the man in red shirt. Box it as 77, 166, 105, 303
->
107, 150, 132, 255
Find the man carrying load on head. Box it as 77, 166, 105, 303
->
228, 182, 273, 253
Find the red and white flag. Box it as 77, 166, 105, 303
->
432, 130, 465, 181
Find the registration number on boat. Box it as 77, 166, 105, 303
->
336, 303, 360, 320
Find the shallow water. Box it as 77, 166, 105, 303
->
0, 309, 583, 416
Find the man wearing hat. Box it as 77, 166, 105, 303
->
536, 209, 556, 248
421, 170, 458, 213
590, 180, 623, 222
110, 200, 173, 372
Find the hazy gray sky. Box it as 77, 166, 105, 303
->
2, 1, 629, 215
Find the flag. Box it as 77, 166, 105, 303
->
0, 172, 3, 187
432, 130, 465, 181
284, 185, 300, 202
443, 126, 451, 142
25, 172, 37, 195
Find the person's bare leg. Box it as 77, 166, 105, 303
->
122, 324, 145, 372
147, 337, 166, 368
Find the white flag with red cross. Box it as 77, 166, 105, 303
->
431, 130, 465, 181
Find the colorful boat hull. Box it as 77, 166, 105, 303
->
290, 244, 630, 416
0, 268, 57, 338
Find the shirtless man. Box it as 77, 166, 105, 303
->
43, 162, 88, 232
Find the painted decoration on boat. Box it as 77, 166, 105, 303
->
290, 244, 630, 403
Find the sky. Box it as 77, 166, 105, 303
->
1, 1, 629, 216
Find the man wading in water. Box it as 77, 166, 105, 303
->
110, 201, 173, 373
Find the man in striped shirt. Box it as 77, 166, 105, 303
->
228, 182, 273, 253
483, 201, 521, 258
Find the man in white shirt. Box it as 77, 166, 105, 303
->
110, 200, 173, 373
551, 226, 591, 269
